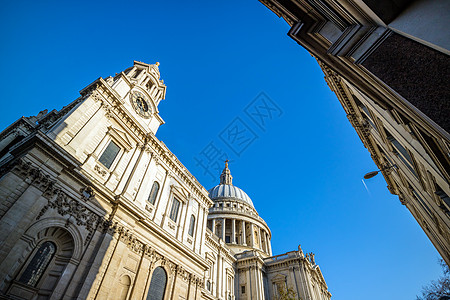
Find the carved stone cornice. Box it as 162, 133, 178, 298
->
0, 118, 36, 141
259, 0, 297, 26
12, 158, 56, 192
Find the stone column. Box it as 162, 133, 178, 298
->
221, 218, 226, 241
176, 201, 188, 240
258, 227, 263, 250
242, 220, 246, 246
211, 219, 216, 235
249, 223, 255, 247
156, 171, 170, 225
169, 265, 178, 300
221, 256, 225, 298
231, 219, 236, 244
268, 234, 272, 256
118, 145, 142, 197
198, 207, 207, 254
216, 250, 221, 296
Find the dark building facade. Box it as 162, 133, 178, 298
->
259, 0, 450, 264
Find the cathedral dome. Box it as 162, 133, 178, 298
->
207, 160, 254, 207
207, 161, 271, 257
208, 184, 254, 207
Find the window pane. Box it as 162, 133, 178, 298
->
169, 198, 180, 221
148, 182, 160, 205
19, 241, 56, 286
99, 141, 121, 169
147, 267, 167, 300
188, 215, 195, 236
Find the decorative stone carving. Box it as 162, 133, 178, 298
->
38, 112, 60, 130
145, 204, 153, 212
94, 165, 107, 177
102, 103, 114, 119
169, 262, 177, 274
399, 193, 408, 205
144, 144, 153, 154
196, 277, 204, 287
309, 252, 316, 265
10, 159, 58, 196
37, 188, 100, 245
80, 186, 95, 201
97, 218, 115, 234
168, 222, 175, 230
91, 90, 104, 103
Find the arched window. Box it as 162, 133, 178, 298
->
147, 267, 167, 300
148, 181, 160, 205
188, 215, 195, 236
118, 275, 131, 300
18, 241, 56, 286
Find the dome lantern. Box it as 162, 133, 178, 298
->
219, 160, 233, 185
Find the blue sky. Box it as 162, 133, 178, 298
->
0, 0, 442, 299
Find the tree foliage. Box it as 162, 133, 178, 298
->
417, 260, 450, 300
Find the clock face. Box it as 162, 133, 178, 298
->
130, 91, 152, 118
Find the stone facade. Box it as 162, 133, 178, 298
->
0, 61, 331, 299
259, 0, 450, 265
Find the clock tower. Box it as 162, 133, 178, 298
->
108, 61, 166, 134
45, 61, 169, 196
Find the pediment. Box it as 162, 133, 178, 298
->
170, 184, 190, 201
107, 126, 133, 150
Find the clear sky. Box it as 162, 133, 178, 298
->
0, 0, 442, 299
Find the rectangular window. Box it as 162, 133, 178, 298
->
435, 184, 450, 210
241, 285, 246, 294
169, 198, 180, 222
98, 141, 121, 169
385, 129, 417, 177
188, 215, 195, 236
360, 105, 377, 130
225, 236, 231, 243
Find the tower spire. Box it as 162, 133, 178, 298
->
220, 160, 233, 185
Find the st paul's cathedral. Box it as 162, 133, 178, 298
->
0, 61, 331, 300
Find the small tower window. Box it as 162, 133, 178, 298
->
134, 69, 142, 79
169, 198, 180, 222
98, 141, 121, 169
146, 80, 153, 90
188, 215, 196, 236
18, 241, 56, 286
148, 181, 160, 205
